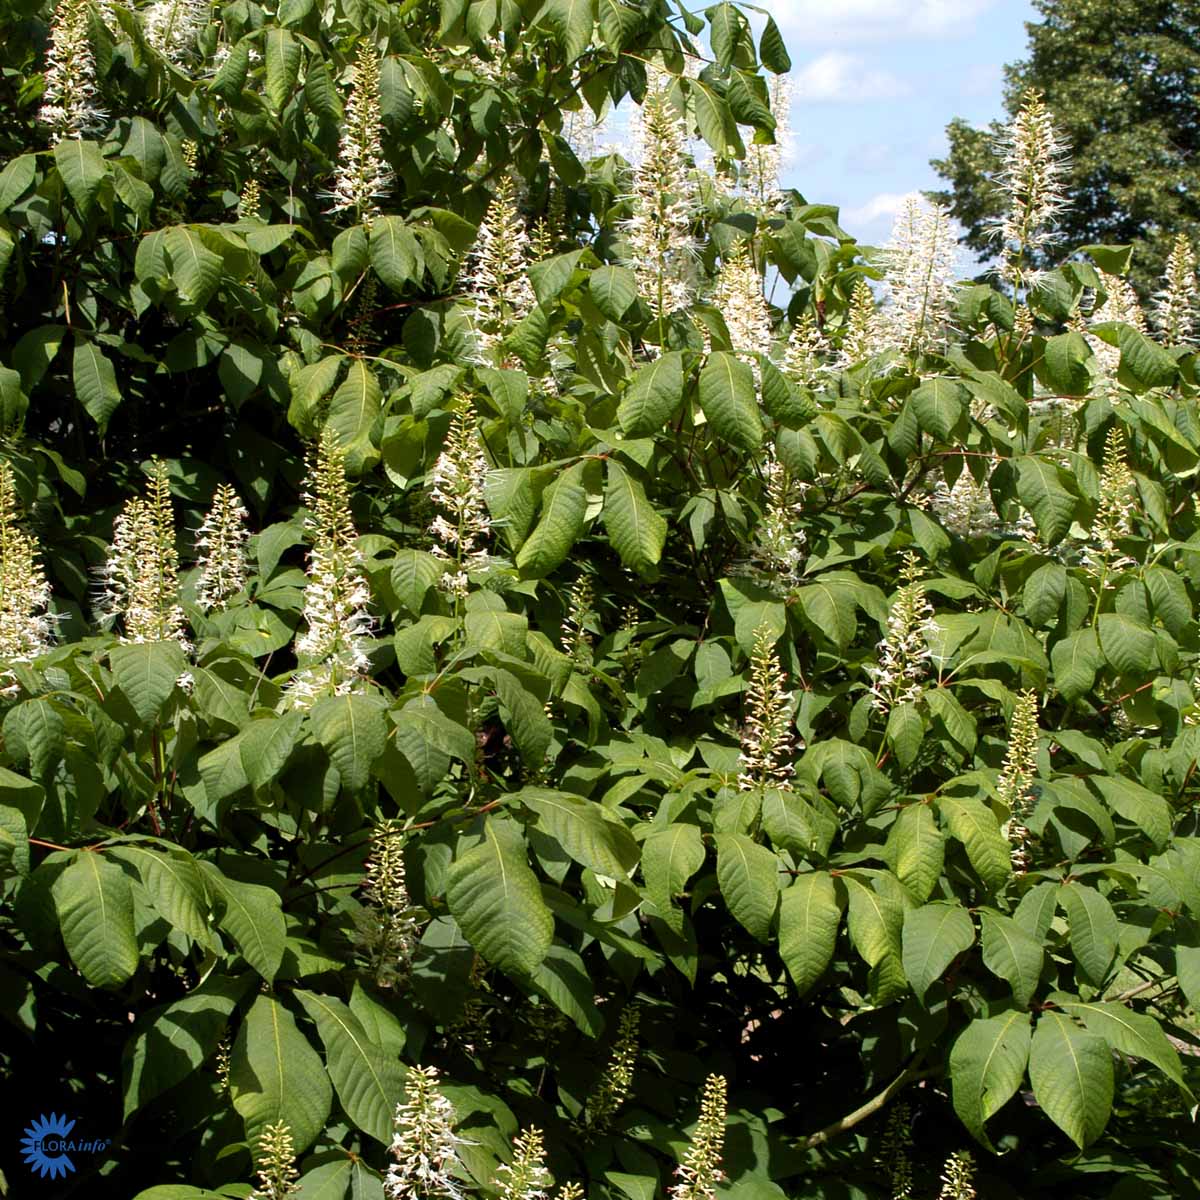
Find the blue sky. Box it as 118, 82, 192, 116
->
759, 0, 1039, 246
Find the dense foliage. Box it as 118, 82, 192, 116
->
931, 0, 1200, 292
0, 1, 1199, 1198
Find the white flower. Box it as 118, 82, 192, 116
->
428, 401, 492, 598
670, 1074, 727, 1200
992, 89, 1071, 284
141, 0, 211, 63
868, 558, 935, 714
711, 244, 772, 373
249, 1121, 299, 1200
782, 312, 825, 389
879, 194, 959, 355
737, 622, 797, 792
286, 431, 372, 708
836, 279, 885, 368
466, 176, 535, 364
0, 460, 54, 694
1087, 271, 1145, 378
1154, 234, 1198, 346
99, 459, 190, 651
931, 467, 996, 538
195, 483, 250, 612
997, 689, 1039, 874
329, 42, 393, 220
748, 452, 806, 590
496, 1128, 553, 1200
385, 1066, 469, 1200
623, 66, 699, 324
352, 822, 420, 989
39, 0, 106, 140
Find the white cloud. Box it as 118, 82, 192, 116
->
843, 191, 912, 228
792, 52, 910, 103
764, 0, 996, 44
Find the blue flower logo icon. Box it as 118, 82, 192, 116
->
21, 1112, 77, 1180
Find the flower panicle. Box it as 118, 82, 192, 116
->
467, 176, 535, 364
738, 622, 797, 793
837, 279, 884, 368
286, 430, 372, 708
353, 820, 419, 989
562, 577, 594, 668
39, 0, 106, 140
0, 461, 54, 694
932, 467, 997, 539
496, 1127, 553, 1200
1084, 426, 1136, 578
250, 1121, 299, 1200
868, 554, 935, 714
874, 1101, 913, 1200
782, 312, 825, 389
997, 689, 1039, 873
586, 1004, 640, 1132
385, 1065, 469, 1200
195, 483, 250, 613
992, 89, 1072, 277
142, 0, 211, 64
429, 399, 492, 599
623, 66, 699, 322
329, 41, 393, 220
669, 1073, 728, 1200
748, 451, 806, 590
711, 244, 772, 373
881, 193, 959, 355
938, 1150, 976, 1200
99, 458, 190, 651
1154, 234, 1198, 346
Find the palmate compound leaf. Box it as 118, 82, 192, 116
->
1028, 1011, 1113, 1149
230, 993, 332, 1155
778, 871, 842, 996
949, 1011, 1032, 1151
296, 990, 407, 1145
1055, 998, 1190, 1096
902, 901, 975, 1003
52, 851, 139, 988
714, 832, 780, 942
108, 843, 213, 948
445, 816, 554, 976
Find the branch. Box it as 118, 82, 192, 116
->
798, 1057, 936, 1149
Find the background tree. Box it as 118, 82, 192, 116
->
931, 0, 1200, 291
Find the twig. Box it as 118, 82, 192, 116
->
798, 1057, 935, 1149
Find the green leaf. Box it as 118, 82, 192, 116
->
603, 461, 666, 577
778, 871, 841, 996
617, 352, 685, 436
516, 463, 587, 578
296, 990, 407, 1145
759, 14, 792, 72
1058, 881, 1119, 987
309, 694, 388, 795
1051, 627, 1103, 701
203, 865, 286, 981
949, 1012, 1031, 1151
1117, 323, 1177, 388
521, 788, 640, 880
3, 698, 66, 779
109, 641, 188, 723
230, 993, 332, 1154
394, 695, 474, 793
0, 154, 37, 211
326, 359, 382, 473
1041, 330, 1091, 395
1029, 1011, 1113, 1149
54, 138, 106, 211
239, 713, 305, 793
715, 832, 779, 942
1091, 775, 1171, 850
370, 216, 423, 292
52, 852, 139, 988
911, 378, 967, 441
1096, 612, 1156, 677
939, 797, 1011, 892
1016, 456, 1078, 544
264, 27, 302, 111
691, 80, 742, 157
390, 548, 444, 614
1058, 1000, 1188, 1092
641, 823, 705, 932
1024, 561, 1066, 626
490, 667, 553, 764
885, 702, 924, 769
980, 910, 1044, 1009
163, 226, 224, 308
699, 352, 762, 453
887, 804, 944, 903
535, 0, 594, 60
844, 875, 904, 971
445, 817, 554, 976
589, 265, 638, 321
903, 901, 974, 1003
123, 976, 246, 1119
73, 338, 123, 431
109, 845, 212, 947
